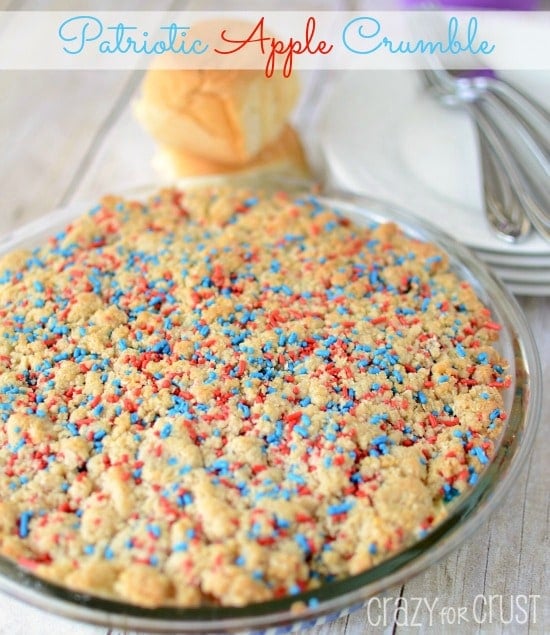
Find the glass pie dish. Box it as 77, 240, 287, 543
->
0, 179, 542, 634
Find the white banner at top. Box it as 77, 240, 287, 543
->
0, 11, 548, 72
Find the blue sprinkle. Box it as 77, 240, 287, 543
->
152, 339, 171, 354
327, 501, 354, 515
177, 492, 193, 507
172, 542, 188, 552
92, 403, 104, 417
147, 523, 161, 538
18, 511, 33, 538
211, 459, 229, 471
275, 517, 290, 529
370, 413, 388, 425
67, 423, 79, 437
371, 435, 389, 446
471, 446, 489, 465
442, 483, 460, 502
425, 255, 442, 266
238, 403, 250, 418
160, 423, 172, 439
295, 533, 310, 554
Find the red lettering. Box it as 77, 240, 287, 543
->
215, 16, 333, 78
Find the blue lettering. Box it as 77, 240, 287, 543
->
58, 18, 209, 56
58, 15, 103, 55
160, 24, 209, 55
342, 17, 383, 55
341, 15, 495, 58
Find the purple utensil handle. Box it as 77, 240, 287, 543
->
460, 68, 497, 79
401, 0, 539, 9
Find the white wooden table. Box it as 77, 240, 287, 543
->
0, 3, 548, 635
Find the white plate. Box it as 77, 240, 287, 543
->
491, 265, 550, 283
318, 69, 550, 255
479, 252, 550, 269
504, 280, 550, 296
477, 249, 550, 267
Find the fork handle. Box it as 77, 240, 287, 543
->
471, 111, 531, 242
471, 99, 550, 243
483, 83, 550, 162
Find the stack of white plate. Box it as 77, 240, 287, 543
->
313, 70, 550, 296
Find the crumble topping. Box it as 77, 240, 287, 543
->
0, 186, 508, 607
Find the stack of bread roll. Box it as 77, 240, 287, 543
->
134, 68, 311, 180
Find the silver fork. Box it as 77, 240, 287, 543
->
460, 70, 550, 160
423, 68, 532, 242
432, 69, 550, 162
424, 67, 550, 243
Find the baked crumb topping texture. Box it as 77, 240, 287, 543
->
0, 187, 508, 607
